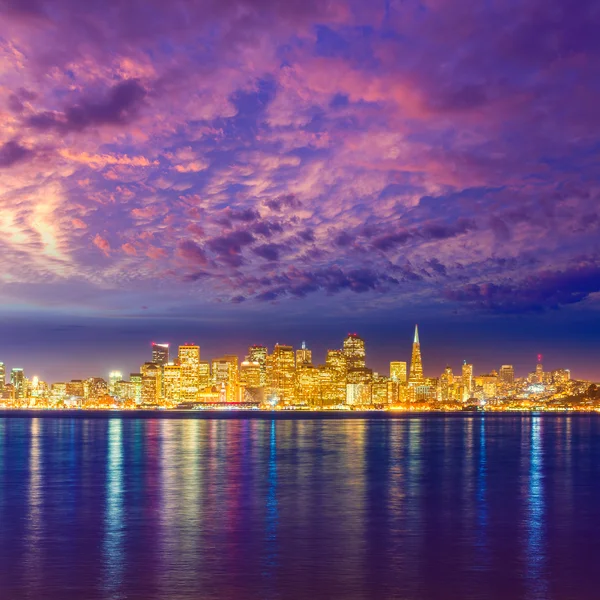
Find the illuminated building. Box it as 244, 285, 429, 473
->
199, 361, 211, 390
296, 341, 312, 366
372, 374, 389, 405
462, 361, 473, 400
163, 363, 181, 403
535, 356, 544, 383
440, 366, 453, 401
408, 325, 424, 386
295, 363, 321, 406
66, 379, 85, 398
476, 373, 498, 400
552, 369, 571, 385
11, 368, 24, 399
347, 383, 371, 405
322, 350, 348, 404
152, 342, 170, 366
212, 355, 239, 402
240, 360, 262, 388
129, 373, 142, 404
269, 344, 295, 404
51, 382, 67, 402
499, 365, 514, 385
87, 377, 109, 400
343, 333, 366, 370
178, 344, 200, 402
114, 379, 134, 401
141, 362, 162, 403
0, 362, 4, 391
109, 371, 122, 395
390, 361, 407, 383
248, 345, 268, 386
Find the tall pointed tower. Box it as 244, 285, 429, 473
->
408, 325, 424, 385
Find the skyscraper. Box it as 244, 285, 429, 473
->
11, 368, 24, 399
462, 361, 473, 397
141, 362, 162, 404
343, 334, 366, 370
499, 365, 514, 385
163, 363, 181, 403
390, 361, 407, 383
152, 342, 170, 366
269, 344, 295, 404
248, 345, 268, 386
408, 325, 424, 385
0, 362, 4, 392
296, 341, 312, 366
179, 344, 200, 402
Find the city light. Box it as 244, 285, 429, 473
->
0, 328, 593, 411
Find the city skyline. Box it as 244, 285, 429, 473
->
0, 323, 586, 385
1, 0, 600, 380
0, 326, 583, 410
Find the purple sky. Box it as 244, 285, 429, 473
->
0, 0, 599, 382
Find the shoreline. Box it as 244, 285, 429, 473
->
0, 408, 598, 419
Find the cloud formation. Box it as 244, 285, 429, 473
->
0, 0, 599, 320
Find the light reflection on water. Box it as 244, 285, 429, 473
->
0, 414, 598, 600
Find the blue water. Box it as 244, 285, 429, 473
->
0, 413, 599, 600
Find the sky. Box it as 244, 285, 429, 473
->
0, 0, 599, 382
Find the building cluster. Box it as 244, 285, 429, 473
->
0, 327, 589, 410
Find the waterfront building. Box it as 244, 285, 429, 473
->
163, 363, 182, 403
129, 373, 142, 404
141, 362, 162, 404
390, 361, 407, 383
248, 345, 268, 386
179, 344, 200, 402
212, 355, 239, 402
199, 361, 211, 390
269, 344, 295, 404
11, 368, 24, 399
0, 362, 4, 391
295, 363, 321, 406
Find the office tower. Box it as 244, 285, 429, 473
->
535, 356, 544, 383
295, 363, 320, 406
248, 345, 268, 386
0, 362, 4, 391
296, 341, 312, 367
51, 382, 67, 402
109, 371, 122, 396
212, 355, 239, 402
152, 342, 170, 366
390, 361, 407, 383
240, 361, 262, 388
269, 344, 295, 404
372, 374, 389, 405
66, 379, 85, 397
322, 349, 347, 404
11, 368, 25, 399
440, 366, 453, 401
198, 361, 211, 390
163, 363, 181, 403
141, 362, 162, 404
130, 373, 142, 404
179, 344, 200, 402
408, 325, 424, 385
499, 365, 514, 385
462, 361, 473, 399
343, 334, 366, 370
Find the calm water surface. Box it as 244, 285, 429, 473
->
0, 413, 599, 600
